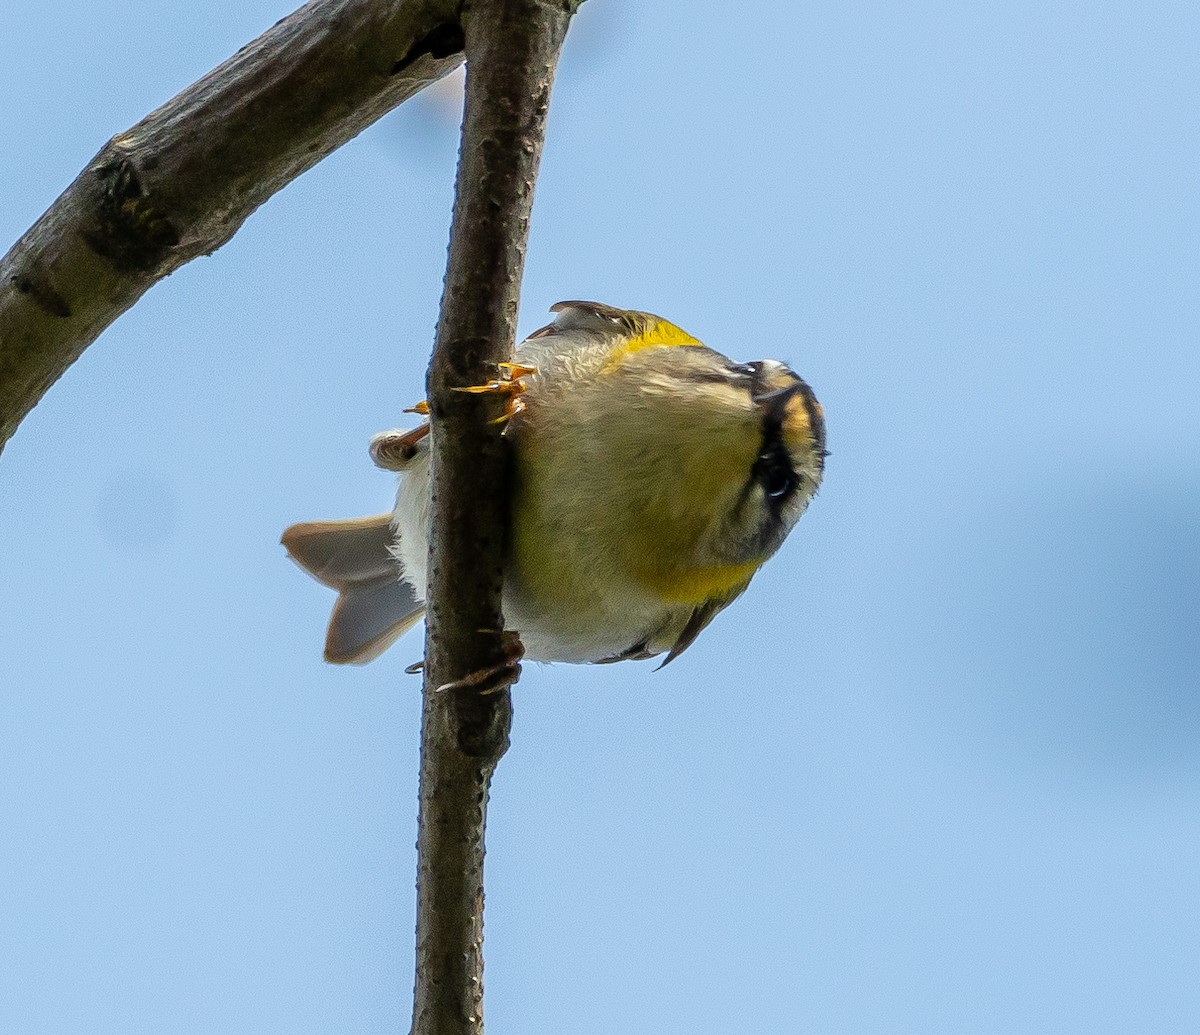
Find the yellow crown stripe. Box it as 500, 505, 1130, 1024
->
603, 317, 703, 370
625, 318, 702, 350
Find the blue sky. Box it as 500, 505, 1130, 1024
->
2, 1, 1198, 1031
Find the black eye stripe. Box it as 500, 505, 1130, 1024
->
745, 366, 809, 512
751, 436, 798, 509
749, 365, 825, 477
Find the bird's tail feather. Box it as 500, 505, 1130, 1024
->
281, 514, 424, 664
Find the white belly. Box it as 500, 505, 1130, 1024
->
390, 448, 683, 664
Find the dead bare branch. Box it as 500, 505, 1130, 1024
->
0, 0, 466, 454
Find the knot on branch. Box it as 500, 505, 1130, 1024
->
82, 153, 180, 274
453, 688, 514, 761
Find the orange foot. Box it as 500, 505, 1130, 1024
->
454, 362, 538, 423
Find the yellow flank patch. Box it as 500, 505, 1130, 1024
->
604, 317, 702, 369
637, 558, 760, 604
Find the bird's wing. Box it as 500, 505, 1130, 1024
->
658, 578, 754, 668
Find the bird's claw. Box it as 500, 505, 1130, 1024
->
434, 631, 525, 696
454, 362, 538, 424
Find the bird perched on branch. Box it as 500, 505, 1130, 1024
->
282, 301, 826, 667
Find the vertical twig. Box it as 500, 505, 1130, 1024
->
412, 2, 580, 1034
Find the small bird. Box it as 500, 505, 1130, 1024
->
282, 301, 826, 666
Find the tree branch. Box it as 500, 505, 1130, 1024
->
0, 0, 467, 455
413, 2, 579, 1033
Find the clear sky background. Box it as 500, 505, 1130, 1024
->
2, 2, 1198, 1032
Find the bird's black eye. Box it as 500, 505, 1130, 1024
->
753, 441, 800, 506
762, 464, 799, 500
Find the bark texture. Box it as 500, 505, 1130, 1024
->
0, 0, 466, 454
413, 2, 579, 1032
